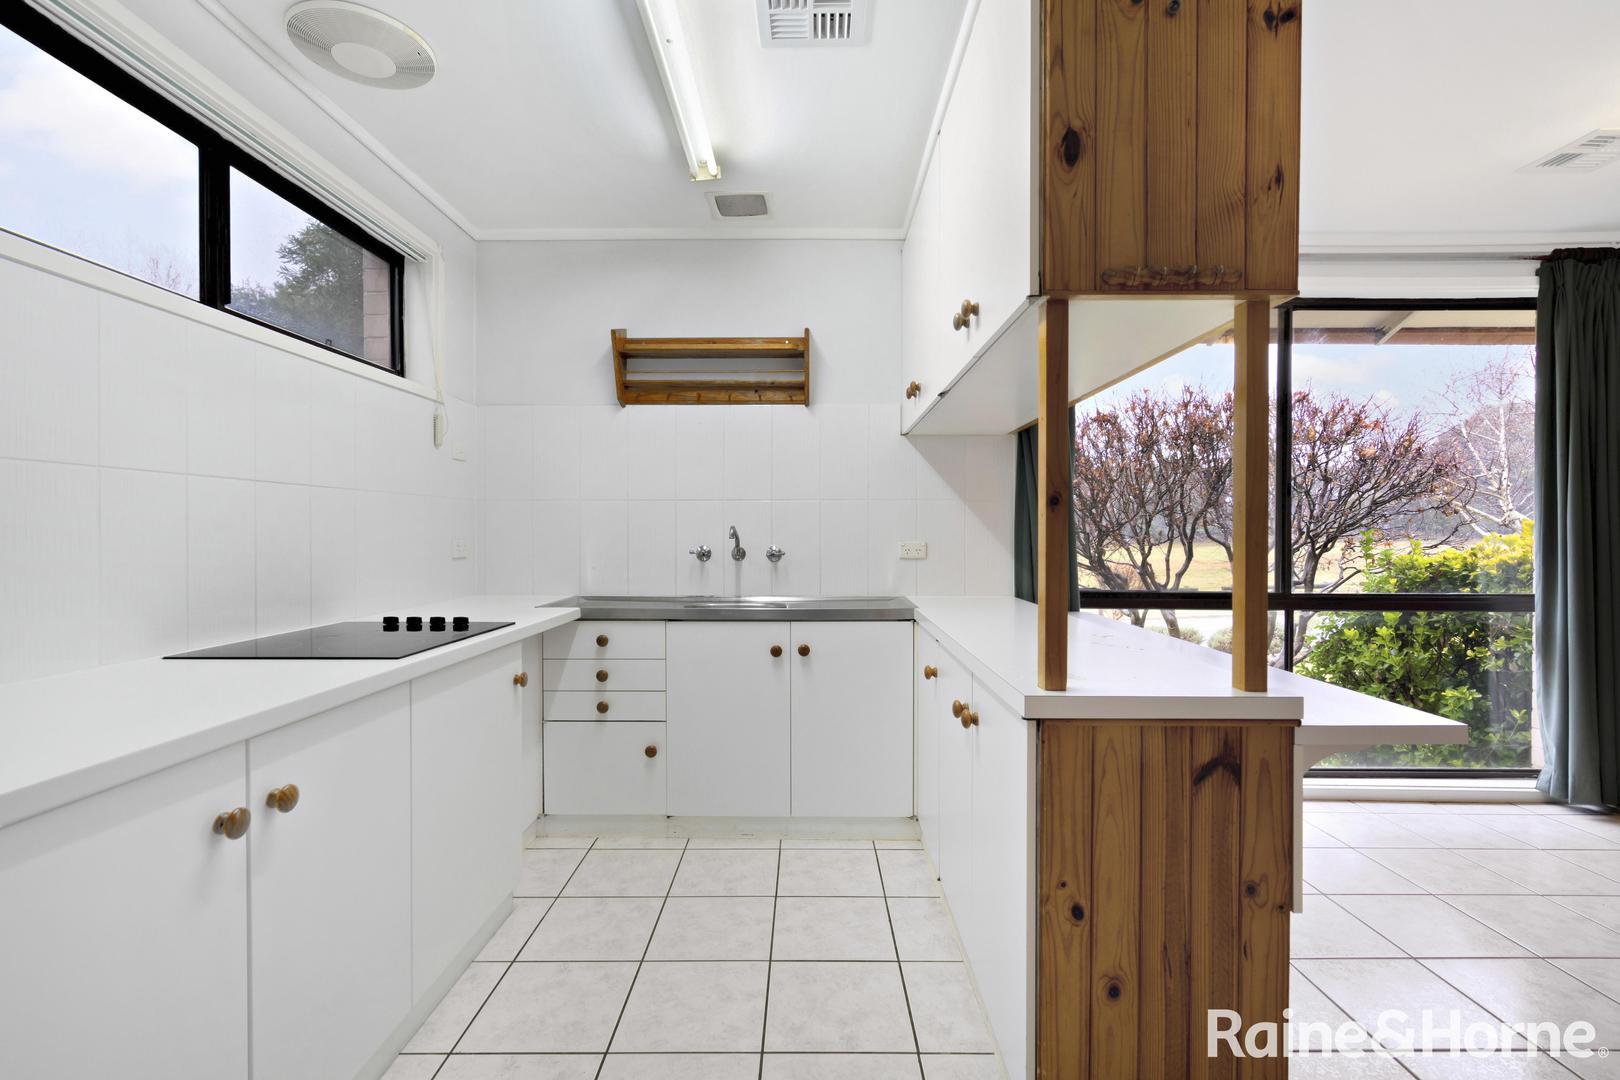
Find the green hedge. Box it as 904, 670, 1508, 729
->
1298, 524, 1534, 769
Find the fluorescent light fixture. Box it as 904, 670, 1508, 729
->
635, 0, 721, 182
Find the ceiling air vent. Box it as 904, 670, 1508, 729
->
285, 1, 437, 89
757, 0, 872, 47
710, 192, 770, 219
1522, 130, 1620, 173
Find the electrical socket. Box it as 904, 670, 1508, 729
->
452, 440, 467, 462
450, 537, 470, 560
899, 541, 928, 560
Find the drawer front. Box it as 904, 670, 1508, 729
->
544, 690, 666, 722
544, 658, 666, 692
543, 621, 666, 660
543, 722, 666, 815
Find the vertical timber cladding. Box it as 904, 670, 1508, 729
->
1037, 720, 1294, 1078
1040, 0, 1302, 294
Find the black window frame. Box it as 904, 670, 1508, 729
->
1076, 295, 1539, 780
0, 4, 406, 376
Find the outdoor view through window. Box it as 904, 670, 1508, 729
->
1074, 304, 1537, 772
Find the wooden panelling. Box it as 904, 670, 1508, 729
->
1041, 0, 1098, 293
1243, 0, 1302, 291
1196, 0, 1247, 282
1037, 719, 1294, 1078
1038, 722, 1092, 1080
1094, 0, 1148, 279
1037, 299, 1071, 691
1145, 0, 1198, 269
1231, 299, 1270, 691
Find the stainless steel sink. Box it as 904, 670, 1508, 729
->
543, 595, 914, 621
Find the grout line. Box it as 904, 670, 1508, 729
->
758, 841, 782, 1079
874, 841, 924, 1063
591, 837, 690, 1080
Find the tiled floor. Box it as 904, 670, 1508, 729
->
1293, 800, 1620, 1078
385, 835, 1002, 1080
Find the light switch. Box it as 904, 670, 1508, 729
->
451, 537, 470, 560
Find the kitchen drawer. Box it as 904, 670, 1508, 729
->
544, 690, 666, 722
543, 722, 666, 815
544, 658, 666, 692
543, 621, 665, 660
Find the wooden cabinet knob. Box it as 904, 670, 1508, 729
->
644, 744, 658, 759
212, 807, 250, 839
597, 700, 610, 714
265, 784, 299, 814
905, 380, 921, 400
952, 699, 965, 718
596, 669, 609, 683
961, 709, 979, 730
513, 671, 529, 687
596, 634, 609, 647
797, 643, 810, 657
923, 665, 938, 679
770, 644, 783, 658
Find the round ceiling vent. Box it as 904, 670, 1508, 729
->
285, 1, 436, 89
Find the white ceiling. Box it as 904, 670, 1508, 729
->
196, 0, 967, 237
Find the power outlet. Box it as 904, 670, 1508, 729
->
450, 537, 470, 560
452, 440, 468, 462
899, 540, 928, 560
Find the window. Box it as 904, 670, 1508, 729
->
0, 6, 403, 374
1072, 300, 1537, 776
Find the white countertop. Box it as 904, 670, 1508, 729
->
910, 596, 1469, 748
0, 596, 578, 830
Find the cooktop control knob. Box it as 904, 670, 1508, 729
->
382, 616, 400, 632
406, 616, 424, 632
453, 616, 470, 631
430, 616, 447, 632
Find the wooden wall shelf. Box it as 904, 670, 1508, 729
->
611, 328, 811, 405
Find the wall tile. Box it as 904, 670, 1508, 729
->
100, 296, 188, 473
916, 499, 966, 595
676, 409, 724, 499
771, 406, 820, 501
818, 405, 867, 499
483, 499, 534, 594
868, 404, 917, 499
444, 496, 477, 599
255, 483, 312, 635
100, 468, 187, 665
723, 407, 773, 500
626, 501, 676, 596
532, 499, 581, 595
965, 499, 1014, 596
355, 491, 414, 613
308, 362, 358, 489
0, 460, 99, 681
578, 406, 629, 499
819, 501, 869, 596
254, 352, 314, 485
533, 406, 582, 500
769, 501, 820, 596
580, 500, 629, 594
721, 500, 772, 596
867, 499, 918, 597
625, 405, 677, 500
310, 486, 358, 624
186, 476, 256, 649
675, 500, 724, 595
914, 435, 967, 502
0, 259, 98, 465
482, 405, 534, 500
187, 327, 257, 480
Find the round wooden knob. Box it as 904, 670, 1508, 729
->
596, 669, 609, 683
961, 709, 980, 729
905, 380, 922, 400
265, 784, 299, 814
644, 744, 658, 758
596, 700, 610, 714
596, 634, 609, 647
952, 311, 965, 331
770, 645, 783, 658
952, 699, 965, 718
212, 807, 250, 840
513, 671, 529, 687
797, 643, 810, 657
923, 665, 938, 679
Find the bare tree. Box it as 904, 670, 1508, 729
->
1434, 348, 1536, 538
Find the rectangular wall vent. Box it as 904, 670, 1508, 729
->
758, 0, 872, 46
710, 192, 770, 219
1523, 130, 1620, 172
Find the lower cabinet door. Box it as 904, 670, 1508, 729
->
0, 746, 250, 1080
544, 721, 667, 815
915, 629, 945, 860
248, 686, 412, 1080
411, 643, 525, 996
666, 622, 790, 816
789, 621, 913, 816
938, 689, 975, 930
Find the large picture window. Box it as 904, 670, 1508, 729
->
1073, 299, 1537, 775
0, 7, 404, 374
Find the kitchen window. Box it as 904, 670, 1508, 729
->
0, 6, 404, 375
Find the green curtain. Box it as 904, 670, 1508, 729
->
1013, 414, 1080, 609
1535, 250, 1620, 808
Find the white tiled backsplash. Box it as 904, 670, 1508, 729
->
479, 402, 1015, 599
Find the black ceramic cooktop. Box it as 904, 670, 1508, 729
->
165, 618, 515, 660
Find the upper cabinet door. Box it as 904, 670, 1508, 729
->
901, 138, 945, 430
789, 621, 912, 817
248, 686, 412, 1080
0, 746, 250, 1080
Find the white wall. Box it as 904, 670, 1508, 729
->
476, 240, 1015, 598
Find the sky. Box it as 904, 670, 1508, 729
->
0, 25, 319, 295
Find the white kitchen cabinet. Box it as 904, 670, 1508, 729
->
0, 745, 250, 1080
410, 643, 525, 996
666, 621, 791, 816
914, 630, 944, 856
247, 686, 412, 1080
937, 672, 976, 927
545, 721, 667, 815
545, 688, 667, 721
790, 621, 913, 817
901, 138, 945, 430
543, 657, 666, 691
543, 620, 665, 660
520, 634, 544, 829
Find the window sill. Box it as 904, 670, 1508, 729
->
1305, 774, 1546, 804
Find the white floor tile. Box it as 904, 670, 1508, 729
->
1291, 897, 1405, 959
777, 849, 885, 896
1332, 895, 1530, 958
888, 898, 962, 961
1553, 957, 1620, 1006
402, 962, 506, 1053
645, 897, 776, 961
1310, 814, 1437, 848
1479, 815, 1620, 850
878, 850, 941, 897
1288, 966, 1364, 1053
457, 962, 637, 1053
594, 836, 689, 849
380, 1054, 444, 1080
528, 835, 597, 849
1384, 814, 1528, 850
1302, 823, 1347, 848
1293, 958, 1516, 1051
437, 1055, 601, 1080
610, 961, 769, 1053
1549, 895, 1620, 935
781, 838, 875, 849
599, 1054, 760, 1080
771, 897, 896, 961
1441, 894, 1620, 957
765, 962, 916, 1052
563, 850, 683, 897
517, 898, 664, 961
1402, 1052, 1585, 1079
478, 898, 554, 961
688, 837, 783, 849
764, 1054, 923, 1079
1287, 1054, 1414, 1079
1362, 849, 1531, 895
1303, 849, 1425, 894
1558, 814, 1620, 843
875, 839, 924, 849
669, 849, 780, 896
1423, 958, 1620, 1051
518, 849, 589, 897
1459, 850, 1620, 896
903, 963, 996, 1054
918, 1056, 1003, 1080
1572, 851, 1620, 885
